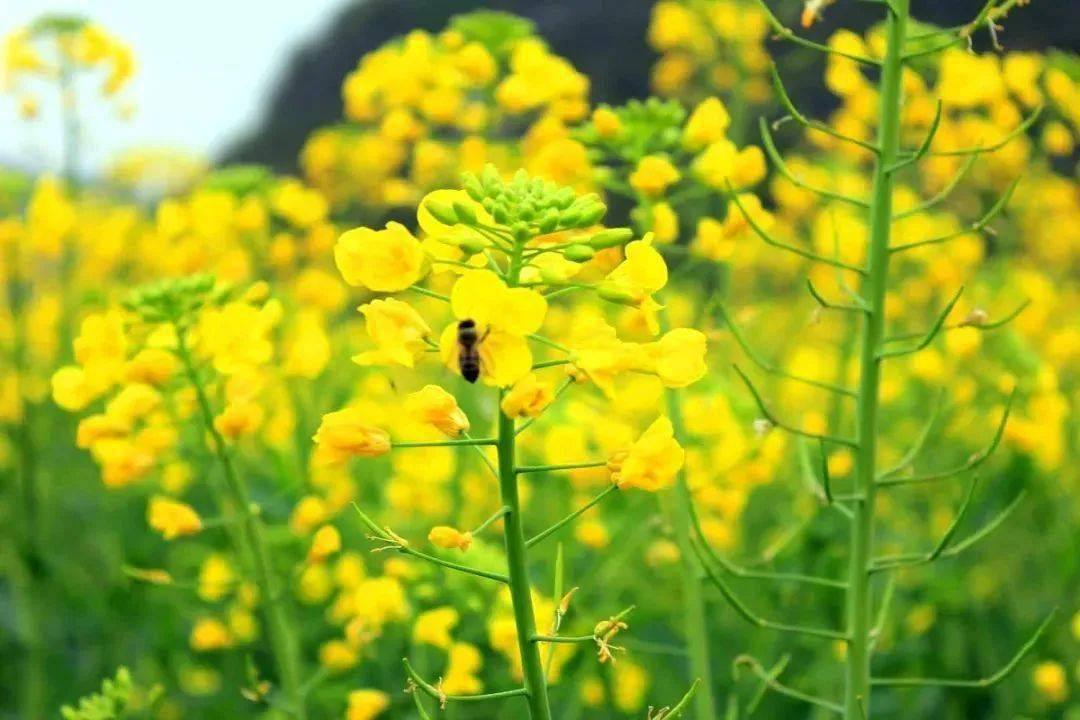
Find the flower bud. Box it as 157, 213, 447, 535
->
563, 244, 596, 262
424, 199, 458, 226
452, 199, 477, 225
576, 202, 607, 227
462, 173, 484, 201
597, 283, 640, 306
537, 208, 560, 234
428, 526, 472, 552
589, 228, 634, 249
558, 207, 582, 227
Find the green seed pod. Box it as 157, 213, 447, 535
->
452, 199, 477, 225
589, 227, 634, 249
425, 200, 458, 226
563, 244, 596, 262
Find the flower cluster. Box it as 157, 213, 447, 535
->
2, 15, 135, 119
300, 11, 590, 211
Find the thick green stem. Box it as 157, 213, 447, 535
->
175, 332, 307, 720
845, 2, 907, 717
664, 385, 718, 720
497, 237, 553, 719
6, 242, 47, 720
498, 401, 553, 720
656, 303, 715, 719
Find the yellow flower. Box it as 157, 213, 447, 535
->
73, 309, 128, 390
198, 300, 278, 375
650, 201, 679, 244
405, 384, 469, 437
683, 97, 731, 150
592, 106, 623, 139
648, 2, 698, 51
501, 373, 553, 418
319, 639, 359, 673
190, 617, 232, 651
354, 298, 432, 368
428, 525, 473, 552
629, 155, 680, 198
284, 311, 331, 379
442, 642, 484, 695
613, 661, 648, 712
637, 328, 708, 388
346, 689, 390, 720
313, 408, 391, 465
124, 347, 177, 386
297, 564, 333, 604
599, 234, 669, 333
438, 270, 547, 387
271, 178, 328, 228
147, 496, 202, 540
198, 554, 235, 602
412, 606, 459, 649
52, 366, 95, 411
76, 414, 129, 450
1032, 661, 1068, 703
568, 317, 637, 397
213, 401, 264, 439
335, 221, 427, 292
291, 496, 329, 534
612, 417, 685, 491
308, 525, 342, 563
693, 140, 737, 188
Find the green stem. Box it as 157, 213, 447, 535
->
498, 399, 553, 719
175, 330, 307, 720
845, 2, 907, 717
660, 328, 717, 719
6, 240, 47, 720
498, 241, 554, 720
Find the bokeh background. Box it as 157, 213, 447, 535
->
2, 2, 1079, 720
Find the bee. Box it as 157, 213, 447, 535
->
457, 318, 488, 383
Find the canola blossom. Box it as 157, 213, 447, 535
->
2, 4, 1079, 720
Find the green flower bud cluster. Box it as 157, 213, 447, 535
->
200, 164, 275, 196
60, 666, 161, 720
460, 164, 608, 239
27, 13, 88, 38
123, 273, 227, 326
448, 10, 535, 60
578, 98, 687, 162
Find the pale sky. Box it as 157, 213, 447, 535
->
0, 0, 349, 178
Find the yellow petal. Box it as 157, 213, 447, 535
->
479, 330, 532, 387
499, 288, 547, 335
450, 269, 505, 326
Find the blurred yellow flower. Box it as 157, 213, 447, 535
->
611, 416, 685, 491
313, 408, 391, 465
147, 496, 202, 540
405, 384, 469, 437
335, 222, 427, 292
428, 525, 472, 552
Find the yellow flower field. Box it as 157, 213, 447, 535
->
1, 2, 1078, 719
